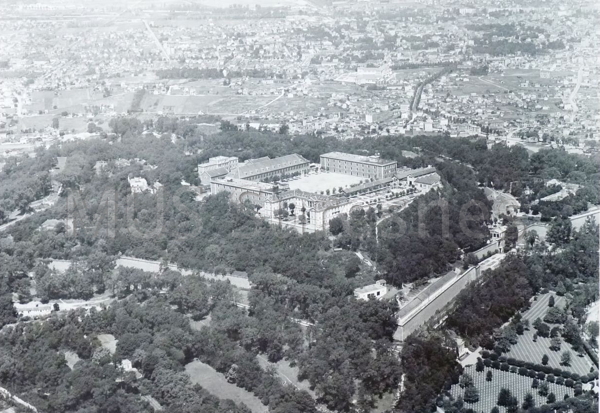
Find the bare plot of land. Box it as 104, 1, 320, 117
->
287, 172, 363, 194
97, 334, 117, 355
450, 366, 573, 413
185, 360, 267, 413
586, 301, 599, 324
63, 350, 81, 370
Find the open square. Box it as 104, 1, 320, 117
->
286, 172, 364, 194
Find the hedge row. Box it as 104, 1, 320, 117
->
481, 356, 597, 384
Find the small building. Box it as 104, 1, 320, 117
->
354, 280, 388, 301
410, 172, 442, 191
490, 225, 506, 241
128, 177, 149, 194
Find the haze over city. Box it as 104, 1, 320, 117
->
0, 0, 598, 413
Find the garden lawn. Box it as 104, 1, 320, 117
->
449, 366, 573, 413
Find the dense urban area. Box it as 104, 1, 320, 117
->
0, 0, 598, 412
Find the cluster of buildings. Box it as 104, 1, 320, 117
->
202, 151, 442, 232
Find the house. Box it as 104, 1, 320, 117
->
410, 172, 442, 191
128, 177, 149, 194
489, 225, 506, 241
354, 280, 388, 301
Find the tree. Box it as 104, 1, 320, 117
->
498, 388, 512, 406
560, 351, 571, 366
550, 336, 561, 351
52, 117, 59, 129
542, 354, 549, 365
548, 295, 555, 307
491, 408, 500, 413
532, 378, 539, 388
544, 307, 566, 324
476, 358, 484, 372
538, 381, 549, 397
587, 321, 599, 343
547, 217, 572, 246
505, 225, 519, 249
486, 370, 493, 382
460, 373, 474, 388
278, 123, 289, 135
464, 385, 479, 403
522, 392, 535, 410
329, 217, 344, 236
0, 294, 17, 328
547, 392, 556, 404
288, 203, 296, 215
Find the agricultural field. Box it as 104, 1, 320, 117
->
185, 360, 267, 413
449, 365, 574, 413
506, 293, 595, 376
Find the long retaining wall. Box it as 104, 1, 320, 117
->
394, 265, 482, 341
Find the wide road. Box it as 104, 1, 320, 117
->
568, 66, 583, 112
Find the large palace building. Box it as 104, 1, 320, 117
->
320, 152, 397, 180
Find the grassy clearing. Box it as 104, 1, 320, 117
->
185, 360, 267, 413
97, 334, 117, 355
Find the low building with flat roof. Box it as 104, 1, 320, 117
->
320, 152, 397, 180
354, 280, 388, 300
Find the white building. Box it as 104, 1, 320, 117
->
354, 280, 388, 301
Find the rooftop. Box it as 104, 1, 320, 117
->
212, 177, 276, 192
354, 280, 387, 295
414, 173, 441, 185
396, 166, 437, 180
321, 152, 397, 166
234, 154, 310, 179
202, 167, 229, 178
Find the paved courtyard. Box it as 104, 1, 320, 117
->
287, 172, 364, 193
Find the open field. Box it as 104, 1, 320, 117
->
587, 301, 599, 324
287, 172, 363, 193
141, 93, 274, 116
63, 350, 81, 370
185, 360, 267, 413
97, 334, 117, 355
450, 365, 574, 413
